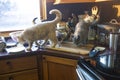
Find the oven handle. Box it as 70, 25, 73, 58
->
76, 59, 105, 80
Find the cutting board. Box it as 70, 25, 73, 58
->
47, 42, 94, 55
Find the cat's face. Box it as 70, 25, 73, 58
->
78, 15, 85, 20
84, 15, 95, 23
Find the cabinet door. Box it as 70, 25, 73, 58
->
42, 55, 78, 80
54, 0, 95, 4
0, 69, 39, 80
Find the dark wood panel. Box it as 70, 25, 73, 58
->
42, 55, 78, 80
0, 56, 37, 74
0, 69, 39, 80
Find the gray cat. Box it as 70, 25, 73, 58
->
73, 14, 100, 46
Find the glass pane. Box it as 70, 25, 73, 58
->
0, 0, 40, 31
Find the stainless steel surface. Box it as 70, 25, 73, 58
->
97, 32, 120, 68
97, 19, 120, 45
109, 33, 119, 53
98, 53, 116, 69
97, 19, 120, 32
95, 27, 120, 74
76, 59, 105, 80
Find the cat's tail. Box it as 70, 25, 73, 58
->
49, 9, 62, 23
32, 17, 38, 24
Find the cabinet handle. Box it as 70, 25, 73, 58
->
43, 57, 46, 60
6, 61, 13, 69
9, 76, 14, 80
6, 61, 11, 65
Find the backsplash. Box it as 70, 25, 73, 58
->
46, 2, 93, 22
46, 1, 120, 23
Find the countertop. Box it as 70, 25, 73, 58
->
0, 41, 94, 60
47, 41, 94, 55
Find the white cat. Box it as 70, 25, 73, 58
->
17, 9, 62, 51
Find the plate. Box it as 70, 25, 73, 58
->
6, 44, 25, 53
3, 37, 17, 47
94, 46, 105, 51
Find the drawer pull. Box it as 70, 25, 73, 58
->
6, 61, 13, 69
9, 76, 14, 80
43, 57, 46, 60
6, 61, 11, 65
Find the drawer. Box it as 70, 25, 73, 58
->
0, 56, 37, 74
0, 69, 39, 80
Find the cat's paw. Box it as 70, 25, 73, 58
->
26, 48, 31, 51
51, 45, 56, 48
38, 46, 45, 49
55, 44, 61, 48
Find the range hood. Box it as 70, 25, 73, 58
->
54, 0, 112, 4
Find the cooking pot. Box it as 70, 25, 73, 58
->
92, 32, 120, 76
95, 51, 120, 80
97, 19, 120, 46
91, 52, 120, 80
97, 19, 120, 32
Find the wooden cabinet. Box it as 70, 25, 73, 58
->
54, 0, 94, 4
0, 69, 38, 80
0, 50, 81, 80
95, 0, 112, 2
42, 55, 78, 80
54, 0, 112, 4
0, 56, 39, 80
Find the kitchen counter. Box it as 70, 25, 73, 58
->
1, 43, 119, 80
47, 41, 94, 55
0, 41, 94, 60
0, 45, 85, 80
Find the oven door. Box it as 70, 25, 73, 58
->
76, 59, 105, 80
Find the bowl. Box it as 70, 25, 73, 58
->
9, 31, 23, 42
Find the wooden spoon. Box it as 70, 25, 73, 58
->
91, 6, 98, 15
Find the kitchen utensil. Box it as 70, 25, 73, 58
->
97, 19, 120, 46
109, 19, 119, 24
91, 6, 98, 15
97, 19, 120, 32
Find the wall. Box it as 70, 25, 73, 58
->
46, 2, 94, 21
96, 2, 120, 23
46, 1, 120, 23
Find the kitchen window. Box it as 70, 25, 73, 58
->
0, 0, 41, 31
